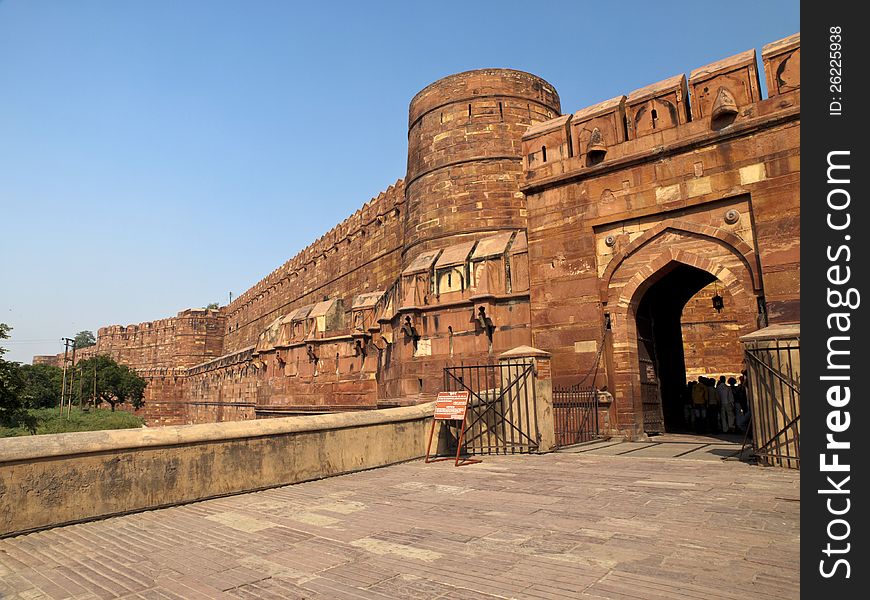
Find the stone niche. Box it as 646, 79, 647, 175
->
470, 231, 514, 296
351, 291, 385, 333
508, 231, 530, 293
625, 74, 689, 140
688, 49, 761, 126
434, 240, 475, 299
401, 250, 440, 308
307, 298, 345, 339
762, 33, 800, 96
285, 305, 315, 344
254, 315, 283, 355
570, 96, 626, 166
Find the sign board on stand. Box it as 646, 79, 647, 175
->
425, 390, 480, 467
434, 391, 469, 420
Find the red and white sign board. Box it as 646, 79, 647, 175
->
426, 390, 479, 467
434, 391, 469, 420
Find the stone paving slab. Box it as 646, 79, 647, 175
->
0, 452, 799, 599
566, 438, 754, 462
574, 442, 654, 456
618, 443, 708, 458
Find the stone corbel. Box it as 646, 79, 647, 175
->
400, 315, 420, 343
372, 331, 392, 351
475, 305, 495, 341
306, 343, 318, 363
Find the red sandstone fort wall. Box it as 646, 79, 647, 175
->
222, 181, 406, 354
37, 35, 801, 434
46, 309, 226, 424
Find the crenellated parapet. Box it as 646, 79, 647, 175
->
222, 179, 406, 352
224, 181, 404, 312
89, 308, 225, 371
521, 34, 799, 190
761, 32, 800, 97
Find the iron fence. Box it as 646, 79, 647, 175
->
442, 360, 540, 455
553, 385, 601, 448
744, 336, 800, 468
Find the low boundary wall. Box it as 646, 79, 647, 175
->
0, 403, 435, 537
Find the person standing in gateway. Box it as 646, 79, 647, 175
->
716, 375, 736, 433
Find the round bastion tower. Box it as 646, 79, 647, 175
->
403, 69, 561, 262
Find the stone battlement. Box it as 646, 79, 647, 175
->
521, 35, 799, 190
225, 180, 405, 319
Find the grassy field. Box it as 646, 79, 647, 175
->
0, 407, 145, 437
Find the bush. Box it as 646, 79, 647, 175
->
0, 407, 144, 437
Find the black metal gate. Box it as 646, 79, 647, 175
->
744, 334, 800, 468
443, 360, 540, 455
637, 314, 665, 434
552, 385, 601, 448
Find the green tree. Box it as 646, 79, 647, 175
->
0, 324, 35, 431
206, 302, 219, 309
19, 363, 63, 409
74, 330, 96, 349
75, 355, 146, 411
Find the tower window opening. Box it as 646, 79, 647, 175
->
498, 102, 504, 121
651, 108, 658, 128
541, 146, 547, 162
468, 103, 472, 118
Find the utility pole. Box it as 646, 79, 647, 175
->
59, 338, 74, 415
78, 364, 84, 411
68, 342, 77, 418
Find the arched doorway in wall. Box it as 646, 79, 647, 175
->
634, 262, 718, 433
603, 221, 763, 438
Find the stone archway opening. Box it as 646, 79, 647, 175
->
635, 262, 714, 434
603, 224, 763, 440
632, 261, 751, 435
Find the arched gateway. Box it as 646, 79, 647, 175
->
604, 220, 763, 437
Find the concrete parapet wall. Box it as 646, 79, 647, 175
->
0, 402, 435, 537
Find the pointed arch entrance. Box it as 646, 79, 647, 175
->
602, 224, 762, 438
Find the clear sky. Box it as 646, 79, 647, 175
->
0, 1, 799, 363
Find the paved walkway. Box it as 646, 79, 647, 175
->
0, 450, 799, 599
561, 433, 754, 461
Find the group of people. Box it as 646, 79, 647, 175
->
685, 375, 750, 435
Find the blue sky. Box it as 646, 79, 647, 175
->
0, 1, 799, 362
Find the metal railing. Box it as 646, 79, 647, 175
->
553, 385, 601, 448
443, 360, 540, 455
744, 337, 800, 468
